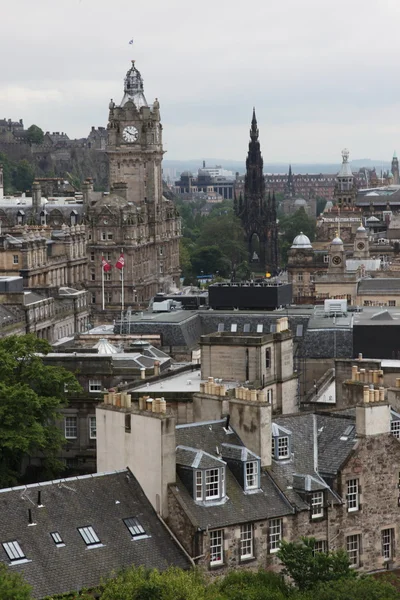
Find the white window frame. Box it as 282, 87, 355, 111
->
245, 461, 259, 490
195, 470, 203, 500
64, 416, 77, 439
13, 255, 19, 264
311, 491, 324, 518
205, 468, 220, 500
209, 529, 223, 565
347, 479, 359, 512
240, 524, 253, 559
391, 420, 400, 439
123, 517, 146, 539
313, 540, 327, 554
78, 526, 102, 547
269, 518, 282, 553
3, 541, 26, 563
277, 436, 290, 459
346, 534, 360, 567
382, 528, 394, 560
89, 379, 102, 393
89, 416, 96, 439
51, 532, 65, 548
267, 389, 273, 404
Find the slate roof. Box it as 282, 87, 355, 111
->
0, 470, 190, 599
358, 279, 400, 294
173, 420, 293, 529
272, 411, 357, 507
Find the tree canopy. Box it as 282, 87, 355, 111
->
26, 124, 44, 145
0, 335, 82, 486
0, 564, 32, 600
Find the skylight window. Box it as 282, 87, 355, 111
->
50, 532, 65, 547
78, 526, 102, 547
3, 541, 26, 563
123, 517, 147, 539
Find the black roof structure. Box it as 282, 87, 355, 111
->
0, 470, 190, 599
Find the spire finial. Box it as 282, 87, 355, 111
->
250, 108, 258, 141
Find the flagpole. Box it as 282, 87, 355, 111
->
102, 261, 105, 311
121, 247, 124, 312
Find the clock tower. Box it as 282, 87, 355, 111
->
328, 234, 345, 274
107, 60, 163, 206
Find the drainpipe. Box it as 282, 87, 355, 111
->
156, 513, 195, 567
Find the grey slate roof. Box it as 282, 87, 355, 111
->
0, 470, 190, 599
272, 411, 357, 508
173, 421, 293, 529
358, 279, 400, 294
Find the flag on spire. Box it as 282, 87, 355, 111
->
116, 253, 125, 270
101, 257, 111, 272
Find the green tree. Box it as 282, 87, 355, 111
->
197, 211, 247, 272
0, 563, 32, 599
12, 159, 35, 192
277, 537, 355, 592
316, 197, 327, 216
298, 576, 399, 600
99, 566, 207, 600
212, 569, 289, 600
191, 245, 230, 277
26, 124, 44, 145
0, 151, 13, 193
0, 335, 82, 486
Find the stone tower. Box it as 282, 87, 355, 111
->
85, 62, 181, 313
285, 164, 295, 197
353, 223, 369, 259
328, 234, 345, 274
235, 109, 279, 274
334, 148, 357, 209
107, 61, 163, 206
391, 151, 399, 185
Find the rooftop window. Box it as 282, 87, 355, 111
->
3, 541, 27, 564
245, 460, 259, 491
50, 532, 65, 547
78, 526, 102, 548
195, 467, 225, 502
123, 517, 148, 539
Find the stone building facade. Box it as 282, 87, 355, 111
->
85, 61, 181, 312
96, 379, 400, 574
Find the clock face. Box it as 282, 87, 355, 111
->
357, 242, 365, 250
122, 125, 139, 143
332, 255, 342, 266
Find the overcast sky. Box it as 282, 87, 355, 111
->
2, 0, 400, 163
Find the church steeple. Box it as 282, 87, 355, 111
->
237, 109, 279, 274
250, 107, 259, 141
286, 164, 295, 197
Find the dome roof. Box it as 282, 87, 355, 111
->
331, 235, 343, 245
357, 224, 366, 232
93, 338, 119, 355
291, 232, 312, 249
294, 198, 307, 206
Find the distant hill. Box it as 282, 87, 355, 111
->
163, 158, 392, 177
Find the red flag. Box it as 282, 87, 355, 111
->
101, 256, 111, 272
116, 253, 125, 270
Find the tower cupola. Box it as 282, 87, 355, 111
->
121, 60, 148, 108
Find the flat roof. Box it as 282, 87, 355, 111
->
132, 370, 239, 394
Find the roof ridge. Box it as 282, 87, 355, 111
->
0, 469, 128, 494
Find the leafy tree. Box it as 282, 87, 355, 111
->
197, 211, 247, 272
212, 569, 289, 600
0, 563, 32, 599
191, 245, 230, 277
12, 159, 35, 192
316, 197, 327, 216
26, 124, 44, 145
0, 335, 82, 486
277, 537, 355, 592
0, 151, 13, 193
99, 566, 207, 600
298, 576, 399, 600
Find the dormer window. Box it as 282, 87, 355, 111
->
271, 424, 292, 461
245, 460, 259, 491
195, 467, 225, 502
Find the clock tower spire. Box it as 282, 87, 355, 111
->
107, 60, 163, 206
